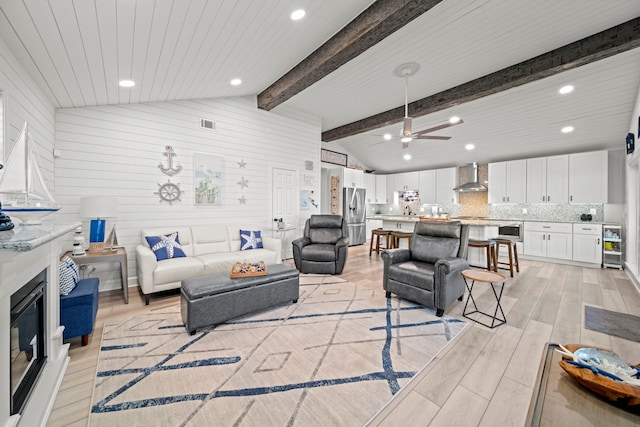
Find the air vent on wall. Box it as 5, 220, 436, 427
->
305, 161, 314, 170
200, 118, 216, 130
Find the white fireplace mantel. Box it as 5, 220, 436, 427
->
0, 223, 79, 427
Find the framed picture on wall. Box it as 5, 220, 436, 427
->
321, 149, 347, 167
194, 153, 223, 205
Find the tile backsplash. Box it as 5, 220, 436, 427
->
367, 188, 604, 223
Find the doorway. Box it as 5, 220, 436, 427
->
271, 167, 298, 259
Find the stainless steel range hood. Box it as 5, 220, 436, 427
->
453, 162, 487, 192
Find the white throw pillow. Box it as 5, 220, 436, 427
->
59, 256, 79, 296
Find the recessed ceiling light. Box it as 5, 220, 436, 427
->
403, 154, 412, 160
562, 126, 574, 133
383, 133, 392, 140
291, 9, 305, 20
449, 116, 461, 124
559, 85, 574, 94
230, 78, 242, 86
465, 143, 475, 150
119, 80, 135, 88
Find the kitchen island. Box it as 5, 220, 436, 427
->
366, 215, 603, 268
368, 216, 520, 263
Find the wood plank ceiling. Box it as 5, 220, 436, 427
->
1, 0, 640, 173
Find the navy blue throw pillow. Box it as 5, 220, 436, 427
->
240, 230, 263, 250
145, 232, 186, 261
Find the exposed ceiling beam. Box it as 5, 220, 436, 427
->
322, 16, 640, 142
257, 0, 444, 111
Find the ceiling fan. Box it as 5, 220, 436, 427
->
394, 62, 463, 149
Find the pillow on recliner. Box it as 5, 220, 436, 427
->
411, 235, 460, 264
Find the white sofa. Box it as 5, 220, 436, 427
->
136, 224, 282, 304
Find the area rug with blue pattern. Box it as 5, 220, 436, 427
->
89, 275, 466, 426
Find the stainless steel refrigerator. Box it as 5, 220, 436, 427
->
343, 187, 366, 246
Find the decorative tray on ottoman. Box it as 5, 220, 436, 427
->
557, 343, 640, 411
230, 261, 267, 278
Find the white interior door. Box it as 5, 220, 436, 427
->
272, 167, 298, 259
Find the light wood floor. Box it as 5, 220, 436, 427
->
47, 245, 640, 426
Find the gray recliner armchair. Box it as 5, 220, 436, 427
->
382, 221, 469, 317
292, 215, 349, 274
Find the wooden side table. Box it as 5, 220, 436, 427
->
65, 248, 129, 304
462, 269, 506, 328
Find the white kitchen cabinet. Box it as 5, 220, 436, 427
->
342, 168, 364, 188
523, 222, 572, 260
386, 175, 396, 203
418, 168, 457, 204
526, 155, 569, 203
364, 173, 376, 203
435, 167, 458, 204
418, 170, 436, 204
393, 171, 420, 191
375, 175, 387, 203
572, 223, 602, 264
488, 160, 527, 204
382, 220, 416, 232
569, 150, 608, 203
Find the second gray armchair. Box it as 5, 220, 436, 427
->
382, 220, 469, 317
292, 215, 349, 274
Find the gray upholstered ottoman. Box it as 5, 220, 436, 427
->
180, 264, 299, 335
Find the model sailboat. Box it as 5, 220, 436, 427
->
0, 122, 59, 224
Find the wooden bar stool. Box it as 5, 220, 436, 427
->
390, 231, 412, 249
492, 237, 520, 277
468, 239, 497, 272
369, 228, 392, 256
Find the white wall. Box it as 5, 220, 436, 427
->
625, 83, 640, 290
0, 35, 58, 427
0, 35, 56, 192
54, 97, 321, 291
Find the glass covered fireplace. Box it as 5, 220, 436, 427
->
10, 269, 47, 416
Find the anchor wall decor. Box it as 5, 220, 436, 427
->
158, 145, 182, 176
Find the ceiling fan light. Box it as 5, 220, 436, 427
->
559, 85, 574, 94
402, 117, 412, 135
400, 136, 412, 143
119, 79, 135, 88
290, 9, 305, 20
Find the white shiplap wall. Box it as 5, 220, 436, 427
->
54, 96, 321, 292
0, 36, 56, 190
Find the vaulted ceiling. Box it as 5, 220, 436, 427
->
1, 0, 640, 173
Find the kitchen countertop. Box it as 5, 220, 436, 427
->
367, 215, 603, 225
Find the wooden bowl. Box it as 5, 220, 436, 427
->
558, 343, 640, 411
